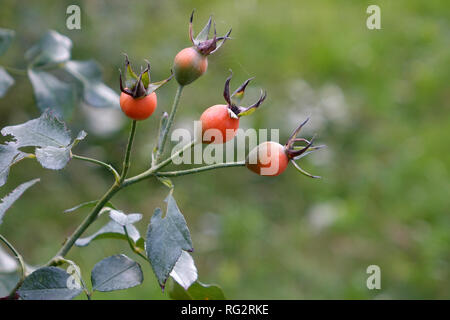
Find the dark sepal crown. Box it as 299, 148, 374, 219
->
189, 11, 232, 56
284, 118, 325, 179
119, 54, 173, 99
222, 71, 267, 119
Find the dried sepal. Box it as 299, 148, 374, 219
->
221, 72, 266, 118
235, 90, 267, 117
189, 11, 231, 56
120, 54, 172, 98
283, 119, 324, 179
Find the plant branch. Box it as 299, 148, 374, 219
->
155, 84, 184, 163
0, 234, 26, 298
123, 139, 196, 187
156, 161, 246, 177
120, 120, 137, 182
72, 154, 120, 183
46, 183, 121, 266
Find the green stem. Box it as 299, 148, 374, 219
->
155, 85, 184, 163
3, 66, 27, 76
0, 234, 26, 298
156, 161, 246, 177
46, 183, 121, 266
72, 154, 120, 183
120, 120, 137, 182
123, 139, 196, 187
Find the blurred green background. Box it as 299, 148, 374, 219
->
0, 0, 449, 299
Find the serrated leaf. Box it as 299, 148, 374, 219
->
35, 130, 86, 170
35, 146, 70, 170
0, 28, 15, 56
169, 281, 226, 300
1, 110, 86, 171
0, 144, 28, 187
17, 267, 82, 300
170, 251, 197, 290
0, 67, 14, 98
75, 220, 141, 247
0, 179, 39, 226
1, 110, 71, 148
27, 69, 77, 119
145, 192, 193, 289
64, 60, 119, 109
91, 254, 143, 292
25, 30, 72, 67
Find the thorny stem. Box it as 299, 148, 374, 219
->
72, 154, 120, 183
155, 84, 184, 163
0, 234, 26, 298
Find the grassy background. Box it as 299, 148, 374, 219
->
0, 0, 449, 299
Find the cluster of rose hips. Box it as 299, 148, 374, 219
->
119, 12, 322, 178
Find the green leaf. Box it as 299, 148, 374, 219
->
91, 254, 143, 292
0, 179, 39, 226
17, 267, 82, 300
64, 60, 119, 109
24, 30, 72, 67
1, 109, 71, 148
0, 67, 14, 98
170, 251, 197, 290
169, 281, 226, 300
145, 192, 193, 289
75, 220, 141, 247
0, 28, 15, 56
27, 69, 77, 119
0, 144, 28, 187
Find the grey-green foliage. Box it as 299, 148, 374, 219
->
75, 210, 142, 247
17, 267, 82, 300
0, 144, 28, 187
0, 29, 118, 118
0, 179, 39, 226
0, 28, 15, 97
0, 67, 14, 98
145, 192, 193, 288
28, 69, 76, 119
0, 110, 86, 176
91, 254, 143, 292
25, 30, 72, 68
169, 251, 197, 290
